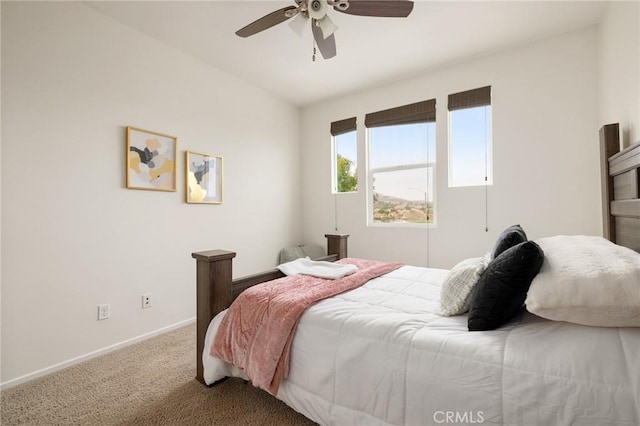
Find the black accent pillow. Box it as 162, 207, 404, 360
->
492, 224, 527, 258
468, 241, 544, 331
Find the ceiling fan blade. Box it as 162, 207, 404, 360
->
334, 0, 414, 18
312, 19, 337, 59
236, 6, 298, 38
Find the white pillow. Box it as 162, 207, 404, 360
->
440, 253, 491, 316
525, 235, 640, 327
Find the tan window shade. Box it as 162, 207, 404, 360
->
365, 99, 436, 128
448, 86, 491, 111
330, 117, 357, 136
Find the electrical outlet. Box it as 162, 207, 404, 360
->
142, 293, 153, 309
98, 304, 110, 320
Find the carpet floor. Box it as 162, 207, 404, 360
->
1, 323, 316, 425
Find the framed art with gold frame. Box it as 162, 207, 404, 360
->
126, 126, 177, 191
185, 150, 223, 204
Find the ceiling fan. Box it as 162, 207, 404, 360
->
235, 0, 414, 60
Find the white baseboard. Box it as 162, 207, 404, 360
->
0, 317, 196, 390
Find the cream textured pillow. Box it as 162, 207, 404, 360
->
440, 254, 491, 316
525, 235, 640, 327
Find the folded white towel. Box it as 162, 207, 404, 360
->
277, 257, 358, 280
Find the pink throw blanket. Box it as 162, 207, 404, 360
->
211, 258, 402, 395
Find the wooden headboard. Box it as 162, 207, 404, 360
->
600, 123, 640, 252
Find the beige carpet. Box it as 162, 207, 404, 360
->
1, 323, 317, 425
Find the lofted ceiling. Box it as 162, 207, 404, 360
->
86, 1, 608, 107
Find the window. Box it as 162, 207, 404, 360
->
331, 117, 357, 193
448, 86, 492, 187
366, 100, 436, 226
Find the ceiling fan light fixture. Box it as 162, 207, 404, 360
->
288, 12, 308, 37
318, 15, 338, 39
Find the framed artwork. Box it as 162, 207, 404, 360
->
126, 126, 177, 191
185, 151, 224, 204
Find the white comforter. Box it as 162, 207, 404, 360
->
204, 265, 640, 426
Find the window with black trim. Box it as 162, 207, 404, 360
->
366, 100, 436, 226
448, 86, 492, 188
331, 117, 357, 193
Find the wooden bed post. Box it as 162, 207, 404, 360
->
599, 123, 620, 242
325, 233, 349, 259
191, 249, 236, 385
192, 234, 349, 385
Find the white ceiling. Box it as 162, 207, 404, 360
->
86, 1, 608, 107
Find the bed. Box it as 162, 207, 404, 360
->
192, 123, 640, 425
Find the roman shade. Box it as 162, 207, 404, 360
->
365, 99, 436, 128
448, 86, 491, 111
330, 117, 357, 136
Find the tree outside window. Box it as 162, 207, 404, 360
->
336, 154, 357, 192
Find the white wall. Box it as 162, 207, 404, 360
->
598, 1, 640, 148
1, 2, 302, 385
0, 1, 3, 385
301, 27, 600, 269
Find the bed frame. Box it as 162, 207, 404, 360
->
191, 234, 349, 384
192, 122, 640, 386
600, 123, 640, 251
